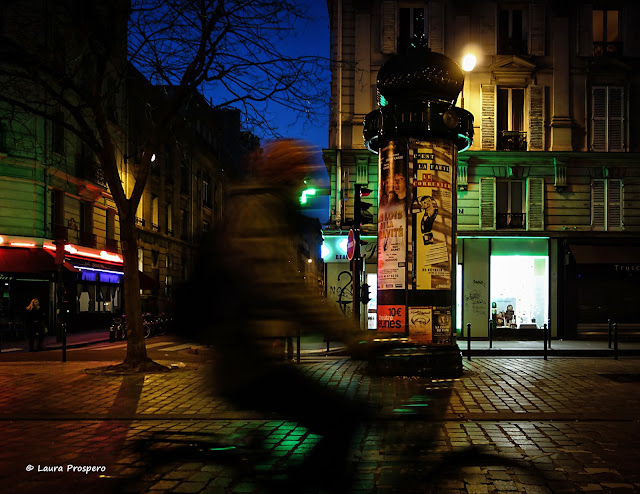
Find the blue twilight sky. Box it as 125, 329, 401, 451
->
254, 1, 332, 224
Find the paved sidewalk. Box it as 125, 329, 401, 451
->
1, 354, 640, 493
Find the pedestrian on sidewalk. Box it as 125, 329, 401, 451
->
25, 298, 45, 352
178, 139, 368, 492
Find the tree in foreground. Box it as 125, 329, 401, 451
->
0, 0, 327, 370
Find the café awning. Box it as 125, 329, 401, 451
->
0, 248, 78, 274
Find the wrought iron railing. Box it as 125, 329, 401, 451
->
593, 41, 623, 57
497, 213, 526, 229
499, 131, 527, 151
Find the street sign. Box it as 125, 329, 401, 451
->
347, 229, 356, 261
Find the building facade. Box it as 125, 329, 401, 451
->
0, 1, 250, 335
323, 0, 640, 338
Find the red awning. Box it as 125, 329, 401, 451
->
0, 248, 79, 274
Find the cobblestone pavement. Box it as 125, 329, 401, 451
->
1, 357, 640, 493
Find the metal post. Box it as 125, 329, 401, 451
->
608, 318, 612, 349
489, 319, 493, 349
466, 323, 471, 361
543, 323, 548, 361
547, 318, 551, 349
614, 322, 619, 360
296, 328, 301, 364
58, 264, 66, 363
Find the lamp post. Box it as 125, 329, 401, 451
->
363, 40, 473, 377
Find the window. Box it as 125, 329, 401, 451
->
356, 159, 368, 184
151, 194, 159, 231
497, 88, 526, 150
203, 177, 211, 206
593, 10, 621, 56
592, 86, 624, 152
180, 209, 189, 241
165, 202, 173, 236
592, 179, 623, 231
399, 7, 426, 44
180, 162, 190, 194
496, 180, 524, 229
498, 8, 527, 55
51, 189, 66, 240
135, 196, 144, 227
203, 220, 210, 233
138, 248, 144, 272
480, 177, 544, 230
151, 250, 159, 269
79, 202, 96, 248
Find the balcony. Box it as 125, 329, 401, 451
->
135, 217, 145, 228
79, 231, 97, 248
498, 131, 527, 151
76, 155, 108, 188
593, 42, 622, 57
497, 213, 525, 229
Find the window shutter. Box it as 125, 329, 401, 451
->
429, 1, 444, 53
481, 85, 496, 150
527, 84, 545, 151
381, 1, 397, 54
526, 177, 544, 230
529, 4, 546, 56
481, 2, 497, 56
591, 179, 606, 230
356, 157, 368, 184
591, 87, 607, 152
608, 87, 625, 152
480, 177, 496, 230
576, 3, 593, 56
608, 179, 623, 230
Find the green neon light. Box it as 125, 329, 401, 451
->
380, 95, 388, 107
299, 188, 317, 205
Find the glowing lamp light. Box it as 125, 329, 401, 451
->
299, 187, 317, 205
10, 242, 36, 247
100, 251, 124, 263
0, 235, 4, 245
64, 245, 78, 254
462, 53, 477, 72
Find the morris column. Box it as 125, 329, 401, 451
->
363, 41, 473, 376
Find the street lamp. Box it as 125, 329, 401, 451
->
461, 53, 476, 110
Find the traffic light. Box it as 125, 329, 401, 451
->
354, 184, 373, 229
299, 179, 317, 205
360, 283, 371, 304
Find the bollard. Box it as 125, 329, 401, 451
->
489, 319, 493, 349
547, 319, 552, 349
297, 328, 301, 364
543, 323, 548, 360
608, 318, 612, 349
466, 323, 471, 361
613, 322, 619, 360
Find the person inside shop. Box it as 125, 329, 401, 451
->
177, 139, 369, 492
25, 298, 45, 352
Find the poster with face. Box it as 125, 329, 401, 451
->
410, 139, 453, 291
377, 141, 407, 291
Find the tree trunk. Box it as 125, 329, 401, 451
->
120, 213, 150, 365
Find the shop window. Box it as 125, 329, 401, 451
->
593, 10, 621, 56
498, 8, 527, 55
591, 86, 625, 152
591, 179, 623, 231
491, 254, 548, 329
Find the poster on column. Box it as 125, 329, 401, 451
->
410, 139, 453, 291
377, 141, 407, 291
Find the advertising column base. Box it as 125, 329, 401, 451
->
365, 341, 463, 378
